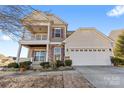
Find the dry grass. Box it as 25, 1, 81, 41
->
0, 71, 94, 88
0, 75, 63, 88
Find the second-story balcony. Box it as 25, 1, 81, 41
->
20, 32, 49, 45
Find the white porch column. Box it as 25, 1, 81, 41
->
47, 23, 50, 41
46, 44, 49, 62
16, 43, 22, 63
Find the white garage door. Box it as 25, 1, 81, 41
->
69, 49, 112, 66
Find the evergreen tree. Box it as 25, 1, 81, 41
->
114, 31, 124, 58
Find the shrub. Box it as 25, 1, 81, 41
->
40, 62, 50, 69
8, 63, 19, 68
56, 60, 64, 67
111, 56, 124, 66
65, 60, 72, 66
49, 61, 57, 70
19, 61, 32, 70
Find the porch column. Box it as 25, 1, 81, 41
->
16, 43, 22, 63
46, 44, 49, 62
47, 23, 50, 41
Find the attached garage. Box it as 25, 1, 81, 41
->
64, 28, 113, 66
68, 48, 112, 66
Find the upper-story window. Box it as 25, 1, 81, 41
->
54, 28, 61, 37
35, 34, 47, 40
35, 34, 41, 40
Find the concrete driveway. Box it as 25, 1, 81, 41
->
76, 66, 124, 88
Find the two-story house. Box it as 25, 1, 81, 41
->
17, 11, 67, 66
17, 10, 114, 66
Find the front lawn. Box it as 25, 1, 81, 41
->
0, 71, 16, 76
0, 71, 94, 88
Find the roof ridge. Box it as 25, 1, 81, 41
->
77, 27, 96, 31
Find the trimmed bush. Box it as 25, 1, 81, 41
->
40, 62, 50, 68
111, 56, 124, 66
56, 60, 64, 67
19, 61, 32, 70
65, 60, 72, 66
8, 63, 19, 68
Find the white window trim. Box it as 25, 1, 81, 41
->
54, 47, 61, 60
34, 51, 46, 62
54, 28, 61, 38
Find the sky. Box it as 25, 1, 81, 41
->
0, 5, 124, 57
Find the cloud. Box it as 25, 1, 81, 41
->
0, 35, 11, 41
107, 6, 124, 17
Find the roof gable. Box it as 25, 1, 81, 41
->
22, 11, 49, 22
46, 13, 67, 25
64, 28, 113, 48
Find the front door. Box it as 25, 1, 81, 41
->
34, 51, 46, 62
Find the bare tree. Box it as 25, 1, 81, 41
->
0, 5, 35, 41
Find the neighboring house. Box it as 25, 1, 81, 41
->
0, 54, 15, 67
17, 10, 114, 66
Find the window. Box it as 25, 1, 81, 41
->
109, 49, 112, 51
93, 49, 96, 51
98, 49, 101, 52
42, 34, 47, 40
34, 51, 46, 61
35, 34, 41, 40
102, 49, 105, 52
76, 49, 79, 52
84, 49, 87, 51
89, 49, 92, 51
54, 47, 61, 60
35, 34, 47, 40
54, 28, 61, 37
80, 49, 83, 51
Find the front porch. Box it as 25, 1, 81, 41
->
16, 43, 65, 68
27, 45, 49, 63
16, 44, 49, 66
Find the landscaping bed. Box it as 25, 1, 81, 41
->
33, 66, 74, 72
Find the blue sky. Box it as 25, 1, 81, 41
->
0, 5, 124, 57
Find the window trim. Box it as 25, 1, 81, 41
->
54, 28, 61, 38
35, 34, 47, 40
34, 51, 46, 61
35, 34, 41, 40
54, 47, 61, 60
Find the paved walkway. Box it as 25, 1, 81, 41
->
76, 66, 124, 88
63, 71, 94, 88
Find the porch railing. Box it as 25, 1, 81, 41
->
22, 32, 48, 41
